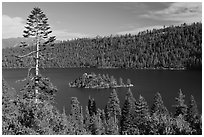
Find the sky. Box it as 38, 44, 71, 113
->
2, 2, 202, 40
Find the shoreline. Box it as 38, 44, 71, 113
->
2, 66, 192, 71
69, 83, 134, 89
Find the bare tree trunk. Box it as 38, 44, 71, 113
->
35, 36, 39, 103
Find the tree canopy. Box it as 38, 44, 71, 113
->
2, 22, 202, 70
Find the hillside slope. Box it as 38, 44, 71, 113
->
2, 22, 202, 70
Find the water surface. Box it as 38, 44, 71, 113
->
3, 68, 202, 114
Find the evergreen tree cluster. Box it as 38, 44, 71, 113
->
2, 22, 202, 70
2, 78, 202, 135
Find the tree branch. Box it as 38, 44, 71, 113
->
39, 54, 46, 60
15, 50, 37, 58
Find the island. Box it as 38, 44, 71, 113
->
69, 72, 133, 89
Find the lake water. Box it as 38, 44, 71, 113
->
2, 68, 202, 114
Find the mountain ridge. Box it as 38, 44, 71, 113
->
2, 37, 62, 49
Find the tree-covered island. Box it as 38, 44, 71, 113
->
69, 72, 133, 89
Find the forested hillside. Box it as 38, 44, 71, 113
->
2, 22, 202, 70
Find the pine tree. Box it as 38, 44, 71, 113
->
88, 96, 97, 116
16, 7, 56, 103
173, 89, 188, 117
120, 88, 136, 134
187, 95, 199, 122
151, 92, 168, 115
187, 95, 201, 134
84, 106, 91, 133
134, 95, 151, 134
70, 97, 85, 134
121, 97, 131, 134
150, 93, 173, 135
106, 89, 121, 120
135, 95, 150, 119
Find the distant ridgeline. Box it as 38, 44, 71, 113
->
69, 72, 133, 89
2, 22, 202, 70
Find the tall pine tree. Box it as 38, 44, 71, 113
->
70, 97, 85, 134
106, 89, 121, 120
134, 95, 151, 135
120, 88, 136, 134
150, 93, 172, 135
187, 95, 201, 134
17, 7, 56, 103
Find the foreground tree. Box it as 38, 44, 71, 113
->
120, 88, 136, 134
70, 97, 86, 134
88, 96, 97, 116
3, 75, 202, 135
134, 95, 151, 134
16, 75, 58, 134
150, 93, 174, 135
186, 95, 202, 134
106, 89, 121, 120
17, 7, 56, 103
173, 89, 188, 117
151, 92, 168, 116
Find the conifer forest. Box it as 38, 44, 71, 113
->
2, 4, 202, 135
2, 22, 202, 70
2, 77, 202, 135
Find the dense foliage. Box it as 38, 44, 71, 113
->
2, 22, 202, 70
2, 78, 202, 135
69, 72, 133, 89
